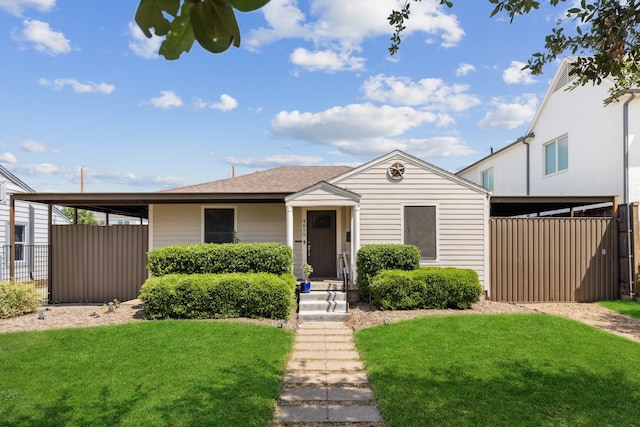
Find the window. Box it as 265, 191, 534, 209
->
481, 168, 494, 191
204, 208, 235, 243
404, 206, 436, 259
544, 136, 568, 175
14, 224, 25, 261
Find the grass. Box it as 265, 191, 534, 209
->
600, 299, 640, 319
356, 313, 640, 427
0, 321, 293, 427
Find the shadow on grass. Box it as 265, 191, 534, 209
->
2, 360, 281, 427
368, 359, 640, 427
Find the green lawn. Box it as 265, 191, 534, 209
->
600, 299, 640, 319
356, 314, 640, 427
0, 321, 293, 427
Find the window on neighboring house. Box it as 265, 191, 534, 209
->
481, 168, 494, 191
204, 208, 235, 243
544, 136, 568, 175
14, 224, 25, 261
404, 206, 437, 259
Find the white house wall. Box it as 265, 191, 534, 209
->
458, 144, 527, 195
151, 203, 286, 250
627, 100, 640, 203
528, 82, 623, 197
333, 156, 488, 285
0, 179, 64, 281
459, 67, 640, 204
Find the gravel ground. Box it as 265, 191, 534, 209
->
1, 298, 639, 343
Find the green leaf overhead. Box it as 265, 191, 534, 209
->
135, 0, 180, 37
227, 0, 270, 13
389, 0, 640, 102
135, 0, 270, 59
190, 0, 240, 54
159, 2, 196, 60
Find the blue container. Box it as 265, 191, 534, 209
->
300, 282, 311, 293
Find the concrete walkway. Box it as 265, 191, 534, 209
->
273, 323, 384, 426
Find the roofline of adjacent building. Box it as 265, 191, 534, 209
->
456, 132, 535, 176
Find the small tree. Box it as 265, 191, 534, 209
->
61, 207, 99, 225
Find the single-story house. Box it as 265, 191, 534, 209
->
10, 150, 491, 300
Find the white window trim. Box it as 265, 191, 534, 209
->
5, 221, 29, 264
481, 167, 494, 192
401, 203, 439, 263
543, 135, 569, 177
200, 206, 237, 243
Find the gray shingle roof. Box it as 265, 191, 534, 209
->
163, 165, 352, 194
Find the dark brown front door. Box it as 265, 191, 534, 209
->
307, 210, 336, 278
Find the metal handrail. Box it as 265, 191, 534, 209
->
341, 251, 349, 312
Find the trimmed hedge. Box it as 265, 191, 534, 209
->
0, 281, 41, 319
139, 273, 296, 320
370, 267, 482, 310
356, 244, 421, 300
147, 243, 293, 276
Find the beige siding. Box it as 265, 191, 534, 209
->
334, 156, 488, 285
236, 204, 286, 243
151, 204, 202, 249
151, 203, 286, 250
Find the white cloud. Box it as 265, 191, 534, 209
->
290, 47, 365, 73
456, 63, 476, 77
270, 103, 474, 158
16, 19, 70, 55
0, 152, 17, 164
84, 169, 187, 188
362, 74, 480, 112
127, 22, 161, 59
246, 0, 464, 72
0, 0, 55, 16
144, 90, 183, 109
225, 154, 325, 168
478, 94, 539, 129
20, 139, 58, 153
4, 162, 186, 189
38, 78, 115, 94
194, 94, 238, 112
10, 162, 61, 176
503, 60, 537, 85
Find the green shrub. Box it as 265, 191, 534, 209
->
356, 244, 421, 300
0, 281, 42, 319
370, 267, 482, 310
139, 273, 296, 320
147, 243, 293, 276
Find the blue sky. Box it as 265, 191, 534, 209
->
0, 0, 572, 192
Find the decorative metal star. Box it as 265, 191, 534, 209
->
388, 161, 405, 179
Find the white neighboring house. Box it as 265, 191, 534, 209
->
93, 212, 148, 225
458, 56, 640, 205
0, 164, 69, 282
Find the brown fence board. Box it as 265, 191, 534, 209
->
490, 217, 617, 302
51, 225, 148, 303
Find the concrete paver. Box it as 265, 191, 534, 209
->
274, 323, 383, 426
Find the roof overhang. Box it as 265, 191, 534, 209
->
490, 195, 617, 217
10, 192, 291, 219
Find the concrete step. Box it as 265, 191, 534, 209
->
303, 281, 344, 291
299, 291, 346, 302
299, 300, 348, 312
298, 311, 350, 323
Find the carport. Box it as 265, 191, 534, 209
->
9, 192, 286, 303
489, 195, 634, 302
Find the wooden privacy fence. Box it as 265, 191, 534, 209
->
51, 225, 148, 303
490, 217, 617, 302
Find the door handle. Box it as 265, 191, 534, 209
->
307, 241, 311, 257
